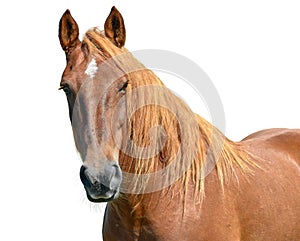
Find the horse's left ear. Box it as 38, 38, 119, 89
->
104, 6, 126, 48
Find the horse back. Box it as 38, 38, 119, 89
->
242, 128, 300, 164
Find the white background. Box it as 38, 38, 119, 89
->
1, 0, 299, 240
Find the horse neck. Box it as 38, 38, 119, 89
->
117, 72, 206, 208
113, 54, 254, 213
118, 108, 253, 202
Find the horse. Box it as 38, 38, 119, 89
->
58, 6, 300, 241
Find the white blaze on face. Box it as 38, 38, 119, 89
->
85, 58, 98, 78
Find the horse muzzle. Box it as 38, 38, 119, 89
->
79, 163, 122, 202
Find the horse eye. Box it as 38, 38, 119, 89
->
59, 85, 72, 96
118, 81, 128, 93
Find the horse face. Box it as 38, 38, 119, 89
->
59, 7, 126, 202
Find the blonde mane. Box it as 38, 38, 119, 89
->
83, 28, 256, 206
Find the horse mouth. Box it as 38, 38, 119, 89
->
85, 189, 119, 203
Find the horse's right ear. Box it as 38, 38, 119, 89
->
59, 10, 80, 53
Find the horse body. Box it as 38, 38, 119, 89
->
102, 128, 300, 241
58, 7, 300, 241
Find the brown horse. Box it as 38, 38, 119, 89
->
58, 7, 300, 241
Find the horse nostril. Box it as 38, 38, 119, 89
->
80, 165, 92, 188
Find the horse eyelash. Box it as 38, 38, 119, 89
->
59, 84, 72, 96
119, 81, 128, 93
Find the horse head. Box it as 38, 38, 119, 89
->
59, 7, 127, 202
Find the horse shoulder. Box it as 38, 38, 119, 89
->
235, 128, 300, 240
